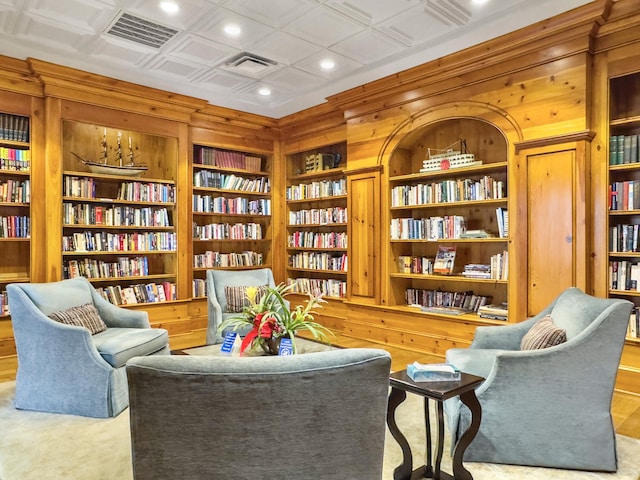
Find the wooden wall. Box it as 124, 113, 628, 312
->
1, 0, 640, 394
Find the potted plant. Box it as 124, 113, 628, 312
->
219, 283, 334, 355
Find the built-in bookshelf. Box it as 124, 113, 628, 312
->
62, 121, 178, 306
387, 118, 509, 322
608, 71, 640, 340
192, 145, 272, 297
0, 112, 31, 316
286, 143, 348, 299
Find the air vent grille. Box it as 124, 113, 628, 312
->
107, 12, 179, 49
222, 52, 278, 78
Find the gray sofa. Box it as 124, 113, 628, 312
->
126, 348, 391, 480
444, 287, 633, 471
7, 277, 169, 418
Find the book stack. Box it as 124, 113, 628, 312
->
462, 263, 491, 279
478, 303, 508, 321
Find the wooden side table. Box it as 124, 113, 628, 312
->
387, 370, 484, 480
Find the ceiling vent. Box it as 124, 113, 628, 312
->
106, 12, 179, 49
221, 52, 278, 78
423, 0, 471, 27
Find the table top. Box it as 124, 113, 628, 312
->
390, 369, 484, 401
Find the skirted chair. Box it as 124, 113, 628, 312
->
7, 277, 170, 418
444, 287, 633, 471
126, 348, 392, 480
206, 267, 280, 344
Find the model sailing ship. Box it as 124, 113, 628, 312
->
72, 129, 148, 177
420, 139, 481, 172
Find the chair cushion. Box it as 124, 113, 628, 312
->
224, 285, 268, 313
48, 303, 107, 335
92, 327, 168, 367
520, 315, 567, 350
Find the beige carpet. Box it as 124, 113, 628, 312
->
1, 370, 639, 479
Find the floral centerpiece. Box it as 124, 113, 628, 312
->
219, 283, 334, 355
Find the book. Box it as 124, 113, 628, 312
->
433, 245, 456, 274
407, 362, 461, 382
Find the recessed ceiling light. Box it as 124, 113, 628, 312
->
258, 87, 271, 96
160, 1, 179, 14
472, 0, 489, 5
224, 23, 242, 37
320, 59, 335, 70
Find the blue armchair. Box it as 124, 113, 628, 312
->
206, 267, 280, 344
7, 277, 169, 418
444, 288, 633, 471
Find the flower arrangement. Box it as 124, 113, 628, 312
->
219, 283, 334, 355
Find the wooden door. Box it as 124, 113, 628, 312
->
526, 148, 583, 314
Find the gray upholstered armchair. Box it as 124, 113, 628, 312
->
126, 348, 391, 480
444, 287, 633, 472
206, 267, 281, 344
7, 277, 170, 418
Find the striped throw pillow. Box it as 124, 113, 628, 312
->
224, 285, 269, 313
48, 303, 107, 335
520, 314, 567, 350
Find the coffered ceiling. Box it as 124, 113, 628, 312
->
0, 0, 595, 118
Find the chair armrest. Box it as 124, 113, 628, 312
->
90, 289, 150, 328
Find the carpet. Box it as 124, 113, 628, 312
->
1, 371, 639, 479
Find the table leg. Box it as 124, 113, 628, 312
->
387, 387, 413, 480
424, 398, 433, 478
451, 390, 482, 480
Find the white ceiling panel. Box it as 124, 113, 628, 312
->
282, 5, 366, 48
0, 0, 596, 117
331, 28, 405, 65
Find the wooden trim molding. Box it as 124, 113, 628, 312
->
344, 165, 383, 176
514, 130, 596, 153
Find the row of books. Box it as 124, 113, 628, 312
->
192, 195, 271, 215
496, 207, 509, 238
193, 279, 207, 298
610, 224, 640, 252
193, 171, 270, 193
193, 250, 263, 268
288, 231, 348, 249
63, 204, 172, 227
289, 252, 348, 272
0, 147, 30, 166
287, 277, 347, 298
0, 114, 29, 142
288, 207, 347, 226
609, 181, 640, 211
0, 291, 7, 315
193, 222, 263, 240
609, 134, 639, 165
63, 176, 176, 203
391, 175, 505, 207
406, 287, 492, 313
286, 179, 347, 201
62, 231, 176, 253
193, 146, 263, 172
609, 260, 640, 291
63, 256, 150, 279
0, 179, 29, 203
397, 255, 434, 275
0, 215, 29, 238
95, 282, 176, 306
390, 215, 466, 241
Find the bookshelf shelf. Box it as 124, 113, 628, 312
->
387, 118, 509, 318
286, 142, 348, 300
191, 144, 273, 296
61, 121, 179, 305
0, 110, 32, 315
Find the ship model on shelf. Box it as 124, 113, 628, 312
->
72, 129, 148, 177
420, 139, 482, 172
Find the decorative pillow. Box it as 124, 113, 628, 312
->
224, 285, 269, 313
520, 314, 567, 350
48, 303, 107, 335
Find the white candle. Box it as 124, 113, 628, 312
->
129, 136, 132, 149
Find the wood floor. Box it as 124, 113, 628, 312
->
1, 331, 639, 440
